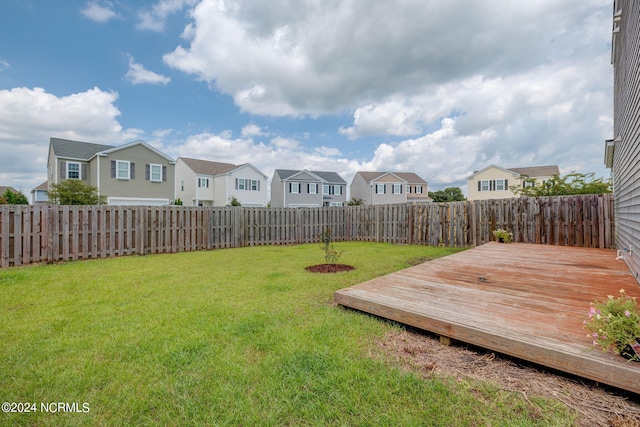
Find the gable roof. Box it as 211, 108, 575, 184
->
507, 165, 560, 177
275, 169, 346, 184
180, 157, 239, 176
32, 181, 48, 192
98, 140, 176, 163
467, 164, 559, 179
50, 138, 176, 163
0, 186, 19, 194
356, 171, 427, 184
50, 137, 114, 160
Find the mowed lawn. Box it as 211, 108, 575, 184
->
1, 242, 574, 426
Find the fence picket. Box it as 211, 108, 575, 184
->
0, 195, 616, 267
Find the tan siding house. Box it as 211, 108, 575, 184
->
607, 0, 640, 281
466, 165, 559, 201
350, 172, 429, 205
48, 138, 176, 205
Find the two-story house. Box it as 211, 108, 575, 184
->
47, 137, 176, 205
175, 157, 268, 207
271, 169, 347, 207
466, 165, 560, 201
350, 172, 429, 205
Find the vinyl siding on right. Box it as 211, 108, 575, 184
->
610, 0, 640, 281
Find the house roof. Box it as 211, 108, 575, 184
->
467, 164, 560, 179
180, 157, 239, 176
50, 138, 176, 163
32, 181, 48, 192
275, 169, 346, 184
0, 186, 19, 194
356, 171, 427, 184
50, 137, 114, 160
507, 165, 560, 177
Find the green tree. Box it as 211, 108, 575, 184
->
0, 189, 29, 204
47, 180, 106, 205
346, 197, 363, 206
428, 187, 466, 202
510, 173, 612, 197
228, 196, 242, 206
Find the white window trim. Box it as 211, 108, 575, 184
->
309, 183, 318, 194
290, 182, 300, 194
251, 180, 259, 191
150, 164, 162, 183
323, 184, 330, 195
117, 160, 130, 180
392, 184, 402, 194
496, 179, 506, 191
67, 161, 80, 180
333, 185, 342, 195
415, 186, 423, 194
198, 177, 209, 188
376, 184, 385, 194
480, 180, 489, 192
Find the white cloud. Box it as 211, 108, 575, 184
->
240, 123, 266, 138
0, 60, 9, 71
81, 1, 118, 23
125, 55, 171, 85
137, 0, 198, 32
164, 0, 609, 118
0, 87, 141, 193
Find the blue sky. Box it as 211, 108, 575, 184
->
1, 0, 613, 199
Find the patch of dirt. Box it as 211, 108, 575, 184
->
378, 327, 640, 427
305, 264, 355, 273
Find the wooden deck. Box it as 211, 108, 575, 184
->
334, 242, 640, 394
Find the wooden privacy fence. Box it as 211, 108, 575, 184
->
0, 194, 614, 267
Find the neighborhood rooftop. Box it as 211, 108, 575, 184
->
51, 137, 115, 160
356, 171, 428, 183
179, 157, 240, 176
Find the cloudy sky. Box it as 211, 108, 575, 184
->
0, 0, 613, 199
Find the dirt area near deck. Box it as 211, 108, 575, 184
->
378, 327, 640, 427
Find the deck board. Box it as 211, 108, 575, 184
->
334, 242, 640, 395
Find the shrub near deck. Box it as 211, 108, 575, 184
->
0, 243, 575, 426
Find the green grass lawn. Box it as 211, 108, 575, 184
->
0, 242, 575, 426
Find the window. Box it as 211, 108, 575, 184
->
323, 184, 330, 195
67, 162, 80, 179
117, 161, 130, 180
392, 184, 402, 194
496, 179, 506, 191
523, 180, 535, 188
480, 180, 490, 191
333, 185, 342, 195
251, 180, 260, 191
237, 178, 246, 190
198, 177, 209, 188
290, 182, 300, 193
150, 164, 162, 182
376, 184, 386, 194
181, 180, 184, 191
415, 186, 423, 194
308, 183, 318, 194
330, 202, 343, 207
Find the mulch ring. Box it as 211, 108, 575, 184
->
305, 264, 355, 273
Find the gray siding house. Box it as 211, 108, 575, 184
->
47, 138, 176, 205
350, 172, 429, 205
606, 0, 640, 281
271, 169, 347, 207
